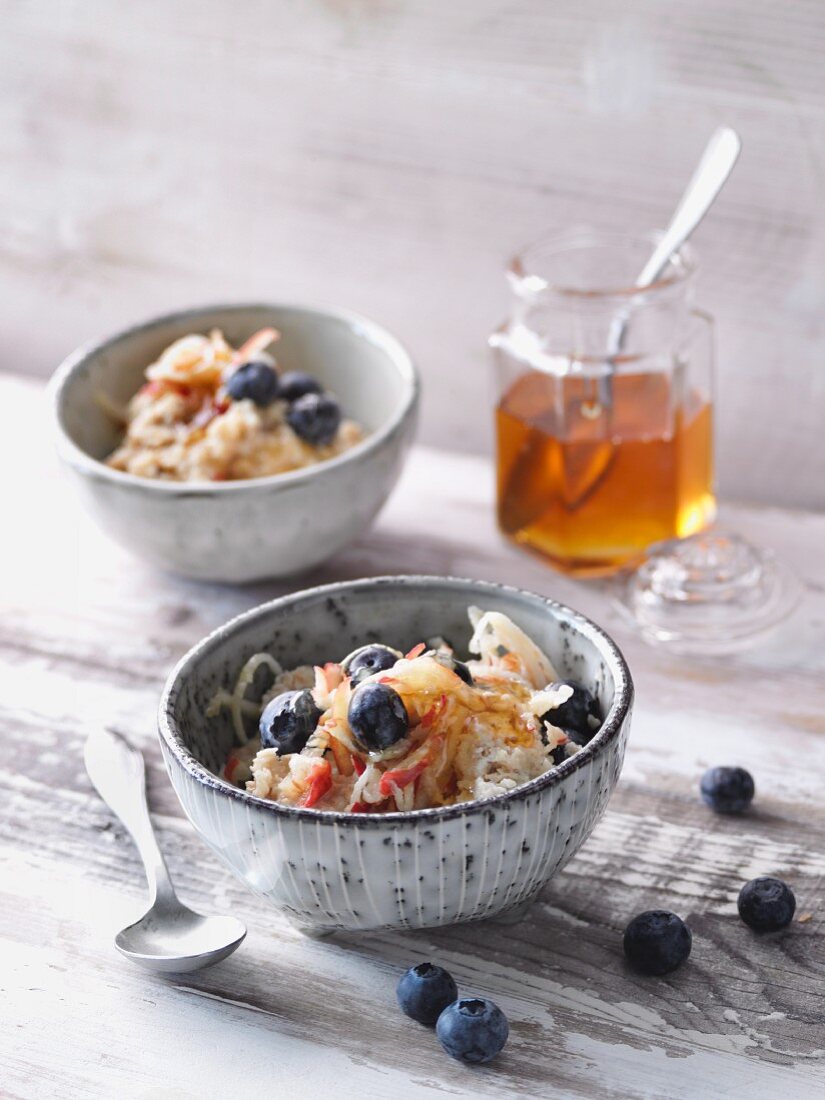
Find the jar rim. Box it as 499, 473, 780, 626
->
509, 226, 698, 301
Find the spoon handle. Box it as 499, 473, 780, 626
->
84, 728, 178, 910
635, 126, 741, 290
607, 126, 741, 357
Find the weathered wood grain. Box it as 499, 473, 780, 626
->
2, 374, 825, 1098
1, 3, 824, 507
3, 735, 824, 1098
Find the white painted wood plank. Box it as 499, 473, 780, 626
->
0, 3, 823, 507
3, 765, 824, 1098
3, 760, 825, 1099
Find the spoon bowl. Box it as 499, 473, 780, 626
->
85, 727, 247, 974
115, 904, 247, 974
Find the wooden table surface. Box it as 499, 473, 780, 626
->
3, 373, 824, 1099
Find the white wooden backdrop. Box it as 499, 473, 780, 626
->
1, 0, 824, 507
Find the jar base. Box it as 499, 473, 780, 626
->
501, 530, 645, 579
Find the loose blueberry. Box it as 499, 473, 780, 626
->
259, 689, 322, 755
396, 963, 458, 1026
342, 644, 400, 685
737, 877, 796, 932
348, 682, 409, 752
700, 766, 755, 814
278, 371, 323, 402
623, 910, 692, 975
287, 392, 342, 446
226, 361, 280, 406
544, 680, 601, 741
436, 998, 509, 1065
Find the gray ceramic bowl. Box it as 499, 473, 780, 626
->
48, 303, 419, 582
158, 576, 633, 934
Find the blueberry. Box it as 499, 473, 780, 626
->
623, 910, 692, 975
563, 724, 595, 748
287, 393, 342, 446
541, 713, 592, 749
550, 739, 571, 766
451, 659, 474, 686
432, 651, 474, 685
259, 689, 321, 755
226, 361, 280, 406
348, 682, 409, 752
396, 963, 458, 1026
542, 680, 601, 743
737, 877, 796, 932
700, 766, 755, 814
436, 998, 509, 1065
277, 371, 323, 403
342, 644, 400, 685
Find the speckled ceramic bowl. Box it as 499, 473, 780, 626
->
48, 303, 419, 582
158, 576, 633, 934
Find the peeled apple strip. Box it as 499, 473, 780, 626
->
526, 682, 574, 718
468, 609, 559, 688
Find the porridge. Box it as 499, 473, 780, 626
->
210, 608, 603, 813
106, 327, 363, 481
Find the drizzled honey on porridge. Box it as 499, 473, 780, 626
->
210, 608, 603, 814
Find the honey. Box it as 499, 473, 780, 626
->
496, 370, 715, 576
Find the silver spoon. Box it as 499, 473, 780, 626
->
583, 124, 741, 475
607, 125, 742, 357
84, 727, 246, 974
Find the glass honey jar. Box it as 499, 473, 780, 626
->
491, 228, 716, 577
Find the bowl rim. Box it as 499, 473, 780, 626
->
158, 575, 633, 826
47, 300, 420, 494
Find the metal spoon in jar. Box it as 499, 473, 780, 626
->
84, 727, 246, 974
606, 125, 742, 362
579, 126, 742, 504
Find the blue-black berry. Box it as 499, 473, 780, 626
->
700, 766, 755, 814
348, 682, 409, 752
542, 680, 601, 745
737, 877, 796, 932
623, 910, 692, 975
342, 644, 400, 685
287, 392, 342, 446
436, 998, 509, 1064
277, 371, 322, 402
226, 361, 280, 406
432, 651, 474, 685
396, 963, 458, 1026
550, 740, 571, 766
259, 689, 321, 755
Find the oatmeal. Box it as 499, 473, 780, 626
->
210, 608, 603, 813
106, 328, 363, 481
